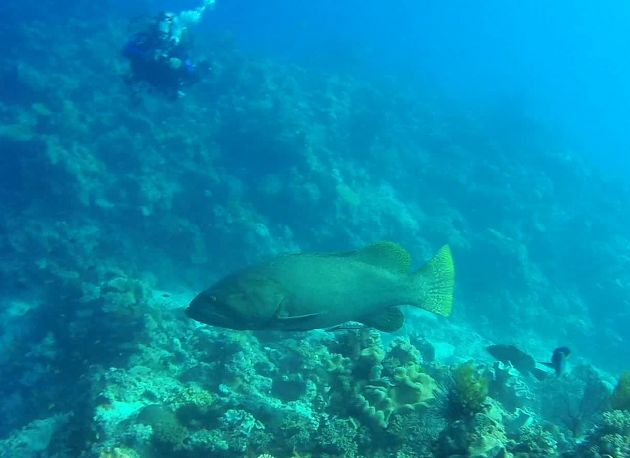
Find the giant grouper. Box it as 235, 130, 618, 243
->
186, 241, 455, 332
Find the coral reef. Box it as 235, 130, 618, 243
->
0, 1, 629, 456
536, 364, 611, 438
326, 331, 439, 428
509, 423, 560, 457
610, 371, 630, 411
448, 361, 490, 419
488, 361, 535, 414
578, 409, 630, 457
0, 413, 71, 457
434, 405, 509, 457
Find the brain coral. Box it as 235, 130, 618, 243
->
356, 364, 438, 427
325, 332, 439, 428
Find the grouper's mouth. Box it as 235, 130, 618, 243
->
185, 298, 229, 326
185, 293, 250, 330
184, 304, 203, 321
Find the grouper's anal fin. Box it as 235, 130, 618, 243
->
532, 367, 549, 381
360, 307, 404, 333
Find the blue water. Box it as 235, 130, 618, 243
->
1, 0, 629, 456
205, 0, 630, 173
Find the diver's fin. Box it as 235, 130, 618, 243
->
532, 368, 549, 381
344, 241, 412, 274
361, 307, 405, 333
487, 344, 531, 364
411, 245, 455, 317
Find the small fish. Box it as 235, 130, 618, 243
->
540, 346, 571, 376
487, 344, 571, 380
186, 242, 455, 332
486, 344, 547, 381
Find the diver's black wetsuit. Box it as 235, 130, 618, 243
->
123, 21, 198, 97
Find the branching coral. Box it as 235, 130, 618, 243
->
387, 409, 445, 455
315, 417, 360, 457
467, 412, 509, 457
448, 361, 490, 419
136, 404, 187, 450
578, 409, 630, 457
434, 403, 509, 457
610, 371, 630, 411
99, 275, 148, 318
509, 424, 559, 457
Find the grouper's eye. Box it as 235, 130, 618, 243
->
209, 295, 217, 302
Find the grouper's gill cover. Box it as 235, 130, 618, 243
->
186, 242, 455, 332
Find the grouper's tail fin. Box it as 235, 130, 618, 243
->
412, 245, 455, 317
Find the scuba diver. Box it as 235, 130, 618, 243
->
123, 1, 215, 98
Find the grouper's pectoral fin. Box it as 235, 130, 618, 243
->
274, 308, 324, 330
360, 307, 405, 333
276, 312, 323, 322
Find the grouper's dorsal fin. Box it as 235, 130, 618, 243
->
347, 241, 412, 274
361, 307, 405, 333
